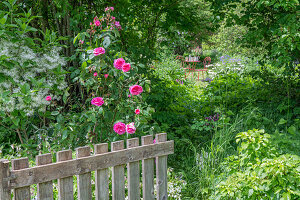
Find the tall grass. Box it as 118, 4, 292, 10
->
181, 109, 264, 199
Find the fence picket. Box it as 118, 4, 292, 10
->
57, 150, 74, 200
142, 135, 155, 200
156, 133, 168, 200
127, 138, 140, 200
0, 159, 11, 200
112, 141, 125, 200
0, 134, 174, 200
76, 146, 92, 200
12, 158, 30, 200
94, 143, 109, 200
36, 153, 53, 200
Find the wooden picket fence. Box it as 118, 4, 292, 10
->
0, 133, 174, 200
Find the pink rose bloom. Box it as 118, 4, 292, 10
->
129, 85, 143, 96
94, 72, 98, 77
93, 47, 105, 56
45, 96, 51, 101
126, 123, 136, 134
135, 109, 140, 115
113, 122, 126, 135
111, 16, 116, 20
105, 7, 114, 12
128, 94, 131, 98
90, 22, 93, 26
153, 139, 156, 144
91, 97, 104, 106
104, 74, 109, 78
122, 63, 131, 72
114, 58, 125, 70
94, 20, 101, 26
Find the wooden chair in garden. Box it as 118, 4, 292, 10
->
195, 57, 211, 80
176, 55, 195, 79
0, 133, 174, 200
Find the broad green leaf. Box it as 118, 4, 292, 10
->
82, 61, 87, 69
103, 36, 111, 48
12, 118, 20, 126
278, 118, 287, 125
62, 129, 68, 140
73, 33, 80, 44
287, 125, 296, 135
0, 15, 8, 24
51, 111, 60, 116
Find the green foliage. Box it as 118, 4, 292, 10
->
209, 0, 300, 67
0, 1, 67, 149
235, 129, 277, 167
211, 129, 300, 200
71, 10, 153, 142
209, 23, 267, 57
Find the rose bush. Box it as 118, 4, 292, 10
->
72, 7, 153, 142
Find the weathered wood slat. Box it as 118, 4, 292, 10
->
76, 146, 92, 200
156, 133, 168, 200
142, 135, 155, 200
112, 141, 125, 200
9, 141, 174, 189
36, 154, 53, 200
0, 159, 11, 200
127, 138, 140, 200
95, 143, 109, 200
57, 150, 74, 200
12, 158, 30, 200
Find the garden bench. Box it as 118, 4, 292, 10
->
0, 133, 174, 200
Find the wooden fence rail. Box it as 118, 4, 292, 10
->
0, 133, 174, 200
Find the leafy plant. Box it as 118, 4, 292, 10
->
211, 129, 300, 200
0, 0, 67, 147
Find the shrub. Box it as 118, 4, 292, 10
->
211, 129, 300, 200
0, 2, 67, 147
65, 7, 152, 143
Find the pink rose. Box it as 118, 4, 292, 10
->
113, 122, 126, 135
129, 85, 143, 96
90, 22, 93, 26
111, 16, 116, 20
94, 20, 101, 26
93, 47, 105, 56
126, 123, 136, 134
104, 74, 109, 78
91, 97, 104, 106
153, 139, 156, 144
94, 72, 98, 77
122, 63, 131, 72
114, 58, 125, 70
135, 109, 140, 115
128, 94, 131, 98
45, 96, 51, 101
105, 7, 114, 12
